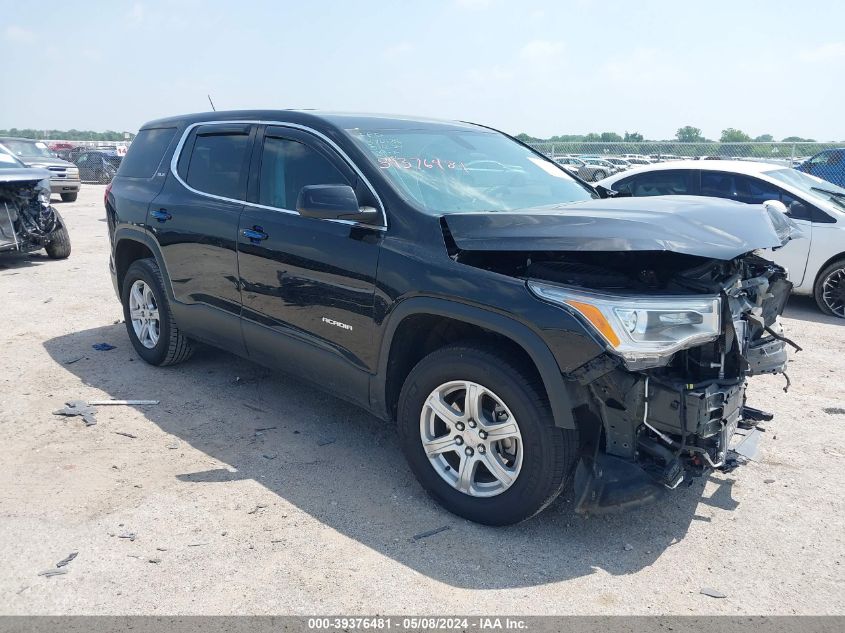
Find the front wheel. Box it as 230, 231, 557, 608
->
121, 258, 193, 365
397, 343, 578, 525
44, 214, 71, 259
814, 259, 845, 318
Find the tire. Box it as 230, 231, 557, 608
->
397, 342, 578, 525
44, 215, 71, 259
121, 258, 193, 366
60, 192, 78, 202
814, 259, 845, 318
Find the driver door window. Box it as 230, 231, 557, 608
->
258, 137, 350, 210
627, 170, 692, 196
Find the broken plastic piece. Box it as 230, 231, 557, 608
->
573, 454, 663, 515
52, 400, 97, 426
412, 525, 450, 541
92, 343, 116, 351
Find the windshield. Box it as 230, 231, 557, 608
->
0, 150, 25, 168
766, 168, 845, 209
1, 139, 54, 158
346, 128, 595, 213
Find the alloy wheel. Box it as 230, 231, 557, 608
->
129, 279, 161, 349
420, 380, 523, 498
822, 267, 845, 317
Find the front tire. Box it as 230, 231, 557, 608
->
44, 215, 71, 259
814, 259, 845, 318
121, 258, 193, 365
397, 343, 577, 525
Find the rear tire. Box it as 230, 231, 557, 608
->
814, 259, 845, 318
397, 342, 578, 525
60, 192, 78, 202
121, 258, 193, 366
44, 215, 71, 259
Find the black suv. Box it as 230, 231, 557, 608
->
106, 111, 798, 525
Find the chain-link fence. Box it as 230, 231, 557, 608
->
524, 141, 845, 183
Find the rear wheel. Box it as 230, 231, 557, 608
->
121, 258, 193, 365
814, 259, 845, 318
397, 343, 578, 525
60, 192, 78, 202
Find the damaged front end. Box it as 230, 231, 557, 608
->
443, 196, 801, 513
531, 253, 796, 513
0, 171, 62, 255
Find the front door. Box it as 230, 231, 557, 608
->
699, 171, 813, 286
237, 125, 384, 404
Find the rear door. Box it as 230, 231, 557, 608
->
237, 125, 384, 404
75, 153, 93, 181
148, 123, 256, 353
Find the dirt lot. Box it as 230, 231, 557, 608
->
1, 184, 844, 615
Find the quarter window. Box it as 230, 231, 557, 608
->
119, 127, 176, 178
185, 132, 251, 200
258, 137, 350, 210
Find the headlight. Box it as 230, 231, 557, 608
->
37, 178, 52, 204
528, 281, 721, 369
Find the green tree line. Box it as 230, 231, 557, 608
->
0, 128, 133, 141
516, 126, 832, 145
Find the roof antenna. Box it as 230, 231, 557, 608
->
207, 94, 217, 112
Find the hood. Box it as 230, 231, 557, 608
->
19, 156, 75, 169
0, 167, 52, 184
442, 196, 803, 261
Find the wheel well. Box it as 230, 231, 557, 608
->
384, 314, 542, 421
115, 239, 154, 296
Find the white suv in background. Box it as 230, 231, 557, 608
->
596, 160, 845, 317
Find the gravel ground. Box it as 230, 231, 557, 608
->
1, 185, 844, 615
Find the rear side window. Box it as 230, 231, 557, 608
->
618, 170, 692, 196
118, 127, 176, 178
258, 137, 350, 210
185, 131, 252, 200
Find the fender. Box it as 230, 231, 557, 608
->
371, 296, 577, 430
112, 226, 176, 301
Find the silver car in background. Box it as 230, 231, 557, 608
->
554, 156, 615, 182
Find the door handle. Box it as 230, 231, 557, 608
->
151, 209, 172, 223
242, 226, 269, 244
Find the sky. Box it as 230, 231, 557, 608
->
1, 0, 844, 140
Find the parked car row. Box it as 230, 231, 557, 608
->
0, 137, 81, 202
0, 138, 127, 201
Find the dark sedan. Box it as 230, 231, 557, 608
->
74, 150, 123, 184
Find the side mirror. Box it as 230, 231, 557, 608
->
595, 184, 620, 199
296, 184, 379, 224
763, 199, 789, 215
